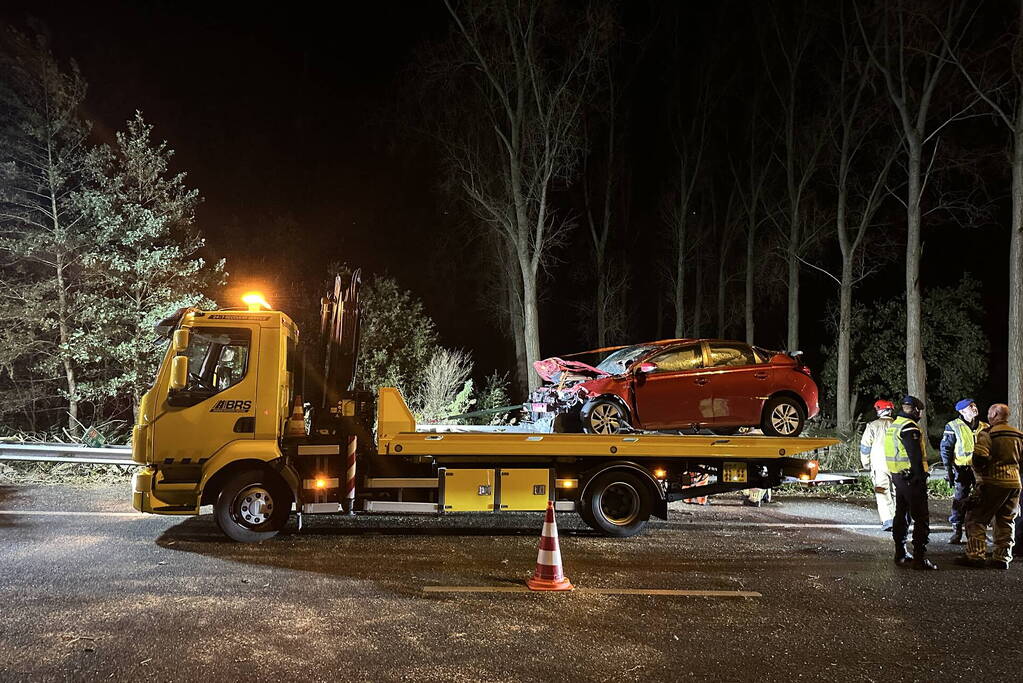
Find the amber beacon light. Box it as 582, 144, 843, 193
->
242, 292, 272, 312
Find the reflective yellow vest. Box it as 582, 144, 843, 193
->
885, 416, 929, 473
946, 418, 989, 466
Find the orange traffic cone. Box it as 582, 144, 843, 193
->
285, 395, 306, 436
526, 500, 574, 591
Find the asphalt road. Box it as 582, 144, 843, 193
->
1, 483, 1020, 682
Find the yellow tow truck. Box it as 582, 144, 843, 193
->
131, 273, 835, 541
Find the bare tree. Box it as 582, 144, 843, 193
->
0, 29, 90, 436
799, 10, 897, 435
663, 81, 709, 338
438, 1, 604, 391
764, 3, 825, 352
581, 33, 632, 348
858, 0, 975, 417
731, 96, 772, 346
949, 0, 1023, 428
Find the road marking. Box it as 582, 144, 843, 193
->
0, 510, 145, 517
674, 521, 954, 531
0, 510, 954, 532
423, 586, 761, 597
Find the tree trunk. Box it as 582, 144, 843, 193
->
595, 255, 608, 347
905, 140, 927, 422
836, 260, 854, 435
693, 253, 703, 338
745, 223, 755, 345
1009, 116, 1023, 428
717, 244, 727, 337
673, 236, 686, 338
505, 259, 528, 396
55, 253, 79, 437
786, 229, 800, 351
519, 256, 542, 392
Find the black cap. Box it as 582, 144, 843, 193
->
901, 395, 924, 410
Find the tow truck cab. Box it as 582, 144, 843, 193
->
131, 307, 299, 515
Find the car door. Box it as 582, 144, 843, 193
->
705, 341, 768, 425
632, 343, 715, 430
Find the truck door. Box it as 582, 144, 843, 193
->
152, 326, 258, 464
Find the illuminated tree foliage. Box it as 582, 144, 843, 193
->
77, 112, 224, 416
0, 28, 92, 434
822, 275, 989, 439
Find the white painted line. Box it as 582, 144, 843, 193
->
674, 521, 954, 531
0, 510, 146, 518
423, 586, 761, 597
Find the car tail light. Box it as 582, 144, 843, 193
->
797, 365, 812, 377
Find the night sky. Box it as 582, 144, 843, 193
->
2, 1, 1013, 409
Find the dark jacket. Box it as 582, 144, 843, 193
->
896, 411, 927, 479
973, 423, 1023, 487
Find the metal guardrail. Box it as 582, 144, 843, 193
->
0, 442, 134, 466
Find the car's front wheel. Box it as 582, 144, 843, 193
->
581, 397, 631, 434
761, 396, 806, 437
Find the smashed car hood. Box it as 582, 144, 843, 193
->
533, 357, 608, 383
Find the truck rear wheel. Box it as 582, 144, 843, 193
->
583, 471, 651, 537
214, 468, 292, 542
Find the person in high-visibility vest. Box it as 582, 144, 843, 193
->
860, 399, 895, 530
954, 403, 1022, 569
940, 398, 988, 544
885, 395, 937, 570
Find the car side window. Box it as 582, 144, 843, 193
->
708, 343, 757, 368
649, 345, 703, 372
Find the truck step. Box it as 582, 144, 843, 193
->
363, 501, 439, 513
364, 477, 438, 489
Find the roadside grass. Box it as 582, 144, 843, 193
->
0, 461, 132, 487
780, 474, 953, 500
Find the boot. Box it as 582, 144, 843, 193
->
988, 559, 1009, 570
894, 544, 914, 566
912, 556, 938, 571
954, 555, 985, 568
949, 525, 964, 545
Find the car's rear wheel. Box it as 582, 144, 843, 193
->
582, 471, 651, 537
761, 396, 806, 437
581, 398, 630, 434
214, 468, 292, 542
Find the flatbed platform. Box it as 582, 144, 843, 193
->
375, 388, 836, 466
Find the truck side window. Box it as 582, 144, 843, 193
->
181, 327, 251, 396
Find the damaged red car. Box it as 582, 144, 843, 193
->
528, 339, 819, 437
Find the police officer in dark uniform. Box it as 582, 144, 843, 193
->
885, 395, 938, 570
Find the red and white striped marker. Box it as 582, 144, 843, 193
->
526, 500, 573, 591
343, 434, 357, 514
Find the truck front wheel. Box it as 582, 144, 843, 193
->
214, 469, 292, 542
582, 471, 652, 537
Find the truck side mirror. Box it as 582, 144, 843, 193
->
172, 328, 190, 352
635, 362, 657, 374
170, 356, 189, 391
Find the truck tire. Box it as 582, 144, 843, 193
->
761, 396, 806, 437
582, 471, 651, 537
214, 468, 292, 542
577, 498, 599, 531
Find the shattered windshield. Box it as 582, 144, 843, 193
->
595, 345, 655, 375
